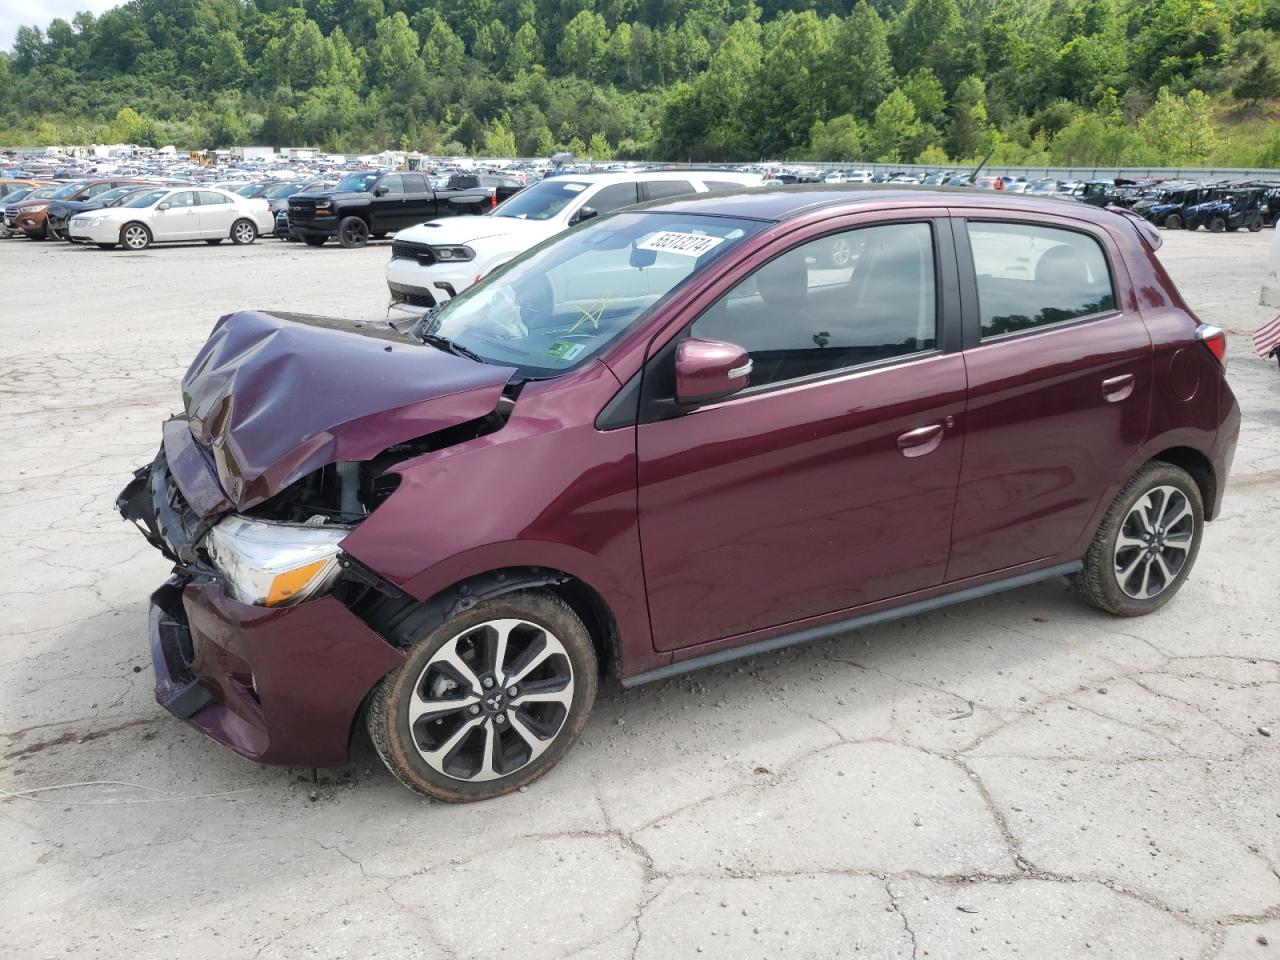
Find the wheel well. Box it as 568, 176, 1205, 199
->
1149, 447, 1216, 519
341, 561, 622, 680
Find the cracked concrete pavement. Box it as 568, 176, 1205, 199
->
0, 229, 1277, 959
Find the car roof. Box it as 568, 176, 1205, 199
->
636, 183, 1117, 223
545, 170, 761, 185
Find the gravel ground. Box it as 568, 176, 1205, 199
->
1, 228, 1277, 959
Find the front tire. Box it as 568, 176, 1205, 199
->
231, 218, 257, 245
366, 590, 598, 802
1164, 213, 1182, 230
1209, 216, 1227, 233
120, 222, 152, 251
1075, 462, 1204, 617
338, 216, 369, 248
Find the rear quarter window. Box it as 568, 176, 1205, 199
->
965, 221, 1117, 339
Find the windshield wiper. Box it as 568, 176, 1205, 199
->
421, 333, 486, 364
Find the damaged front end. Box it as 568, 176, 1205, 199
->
116, 309, 520, 766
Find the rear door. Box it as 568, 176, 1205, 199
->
946, 211, 1152, 581
196, 191, 236, 237
636, 212, 967, 652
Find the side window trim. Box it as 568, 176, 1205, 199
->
954, 215, 1121, 349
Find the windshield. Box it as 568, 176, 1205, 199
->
124, 189, 171, 208
49, 181, 87, 200
94, 186, 140, 205
493, 180, 590, 221
2, 188, 33, 204
421, 211, 765, 377
335, 172, 380, 192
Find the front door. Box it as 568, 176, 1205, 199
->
945, 213, 1153, 581
371, 174, 408, 231
636, 216, 967, 652
152, 190, 200, 240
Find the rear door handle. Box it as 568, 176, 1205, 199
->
897, 423, 944, 458
1102, 373, 1135, 402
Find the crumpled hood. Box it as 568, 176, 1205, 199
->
181, 310, 515, 510
397, 215, 553, 247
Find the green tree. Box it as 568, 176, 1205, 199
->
482, 117, 518, 155
902, 67, 946, 128
368, 14, 420, 88
1234, 55, 1280, 102
507, 21, 542, 75
808, 114, 864, 160
890, 0, 960, 76
753, 11, 832, 155
824, 2, 894, 121
1136, 87, 1218, 164
945, 75, 993, 159
206, 30, 248, 88
587, 131, 614, 158
866, 87, 922, 161
422, 17, 466, 74
558, 10, 609, 78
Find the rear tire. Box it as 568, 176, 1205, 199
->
1209, 216, 1226, 233
338, 216, 369, 249
1164, 213, 1182, 230
366, 590, 598, 802
1249, 216, 1264, 232
231, 218, 257, 245
1075, 462, 1204, 617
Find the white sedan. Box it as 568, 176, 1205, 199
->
68, 186, 274, 251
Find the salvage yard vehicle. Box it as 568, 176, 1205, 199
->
0, 185, 49, 238
68, 186, 273, 250
1134, 183, 1218, 229
7, 177, 152, 239
46, 184, 156, 240
286, 170, 502, 248
118, 187, 1239, 802
387, 170, 762, 313
1181, 188, 1265, 232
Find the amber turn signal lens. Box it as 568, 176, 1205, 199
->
265, 558, 332, 606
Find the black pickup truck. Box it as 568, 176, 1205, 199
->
287, 170, 514, 248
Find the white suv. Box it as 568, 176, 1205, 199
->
386, 170, 762, 315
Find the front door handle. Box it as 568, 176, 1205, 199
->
1102, 373, 1135, 402
897, 423, 944, 458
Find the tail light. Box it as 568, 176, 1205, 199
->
1196, 323, 1227, 366
490, 192, 497, 209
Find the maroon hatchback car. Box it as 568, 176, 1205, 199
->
119, 187, 1239, 801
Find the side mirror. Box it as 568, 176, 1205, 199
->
156, 202, 170, 210
674, 338, 752, 406
373, 185, 388, 197
571, 206, 598, 225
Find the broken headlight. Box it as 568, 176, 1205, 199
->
204, 516, 349, 607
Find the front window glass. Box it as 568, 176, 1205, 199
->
691, 222, 937, 388
422, 212, 766, 377
966, 222, 1116, 338
493, 180, 591, 220
124, 189, 170, 208
335, 172, 379, 193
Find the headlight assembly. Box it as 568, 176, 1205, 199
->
89, 217, 106, 227
430, 245, 475, 262
204, 516, 349, 607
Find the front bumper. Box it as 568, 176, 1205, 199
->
288, 214, 339, 239
149, 576, 404, 767
68, 220, 120, 244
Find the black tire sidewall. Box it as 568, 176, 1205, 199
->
370, 590, 598, 802
1085, 463, 1205, 616
338, 216, 369, 248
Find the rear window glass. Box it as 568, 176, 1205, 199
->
966, 222, 1116, 338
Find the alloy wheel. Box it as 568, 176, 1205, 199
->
233, 221, 256, 243
1113, 485, 1195, 600
123, 225, 149, 250
407, 618, 574, 782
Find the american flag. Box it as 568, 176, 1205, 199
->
1254, 314, 1280, 358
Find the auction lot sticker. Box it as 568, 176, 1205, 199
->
636, 231, 726, 257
